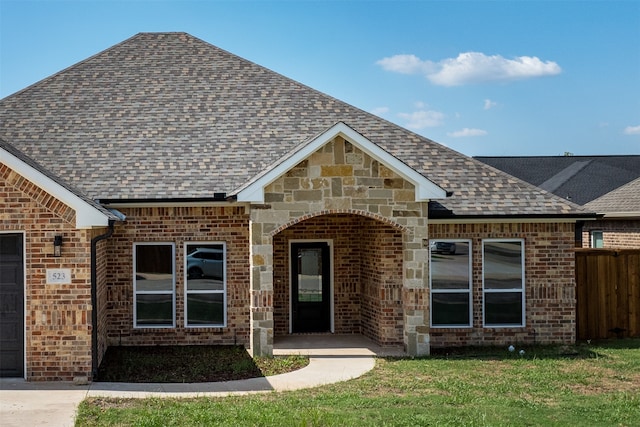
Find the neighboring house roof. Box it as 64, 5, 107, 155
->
0, 32, 588, 219
0, 137, 121, 228
584, 177, 640, 217
475, 155, 640, 206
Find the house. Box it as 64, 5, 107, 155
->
475, 155, 640, 248
0, 33, 594, 381
582, 177, 640, 248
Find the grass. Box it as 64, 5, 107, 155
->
95, 345, 309, 383
78, 339, 640, 426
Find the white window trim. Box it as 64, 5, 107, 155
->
429, 239, 473, 328
482, 238, 526, 328
133, 242, 176, 329
184, 241, 227, 328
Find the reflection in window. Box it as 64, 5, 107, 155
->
429, 240, 472, 327
134, 243, 175, 327
185, 243, 226, 327
483, 240, 525, 327
298, 248, 323, 302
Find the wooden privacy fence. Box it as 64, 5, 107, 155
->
575, 249, 640, 340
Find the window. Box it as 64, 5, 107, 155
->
429, 240, 472, 327
591, 231, 604, 248
185, 243, 226, 327
134, 243, 175, 328
482, 239, 525, 327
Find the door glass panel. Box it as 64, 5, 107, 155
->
298, 248, 323, 302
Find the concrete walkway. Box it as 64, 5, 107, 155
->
0, 335, 403, 427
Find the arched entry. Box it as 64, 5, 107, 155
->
272, 213, 404, 346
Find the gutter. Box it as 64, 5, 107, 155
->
90, 219, 115, 380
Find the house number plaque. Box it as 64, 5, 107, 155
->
46, 268, 72, 285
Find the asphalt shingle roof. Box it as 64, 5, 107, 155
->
585, 177, 640, 214
0, 32, 586, 218
475, 155, 640, 206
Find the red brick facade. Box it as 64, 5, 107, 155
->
103, 206, 251, 348
582, 219, 640, 248
272, 214, 404, 345
1, 165, 94, 381
429, 222, 576, 348
1, 161, 578, 380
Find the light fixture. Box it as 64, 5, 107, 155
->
53, 235, 63, 257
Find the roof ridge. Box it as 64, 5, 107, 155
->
539, 160, 591, 193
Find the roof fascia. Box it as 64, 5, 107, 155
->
429, 215, 598, 225
236, 122, 447, 203
1, 147, 111, 228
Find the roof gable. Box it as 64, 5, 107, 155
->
0, 139, 118, 228
585, 177, 640, 216
235, 122, 447, 203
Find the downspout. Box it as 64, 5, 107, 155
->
90, 219, 115, 380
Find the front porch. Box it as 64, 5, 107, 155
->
274, 334, 405, 357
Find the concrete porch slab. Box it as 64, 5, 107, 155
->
274, 334, 405, 357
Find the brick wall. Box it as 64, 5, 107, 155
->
428, 222, 576, 348
104, 206, 251, 347
1, 165, 94, 381
272, 214, 403, 345
582, 219, 640, 248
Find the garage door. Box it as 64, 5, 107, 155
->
0, 233, 24, 377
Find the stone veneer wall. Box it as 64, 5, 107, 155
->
582, 219, 640, 248
1, 165, 94, 381
104, 206, 251, 347
428, 222, 576, 347
249, 136, 430, 356
272, 214, 403, 345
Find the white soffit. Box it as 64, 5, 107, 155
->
1, 147, 111, 228
236, 122, 447, 203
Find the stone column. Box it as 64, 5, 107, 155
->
249, 214, 274, 357
402, 217, 430, 356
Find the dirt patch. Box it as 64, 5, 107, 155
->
96, 345, 308, 383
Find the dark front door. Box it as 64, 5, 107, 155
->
0, 233, 24, 377
291, 242, 331, 333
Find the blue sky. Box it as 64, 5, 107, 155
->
1, 0, 639, 156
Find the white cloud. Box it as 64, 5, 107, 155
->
447, 128, 488, 138
623, 125, 640, 135
484, 99, 497, 110
376, 54, 434, 75
377, 52, 561, 86
398, 109, 445, 129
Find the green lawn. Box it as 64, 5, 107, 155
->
76, 339, 640, 426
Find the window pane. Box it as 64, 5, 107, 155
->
187, 293, 224, 325
186, 244, 225, 290
298, 248, 323, 302
592, 231, 604, 248
136, 294, 173, 326
485, 292, 522, 326
432, 293, 470, 326
484, 241, 523, 289
431, 241, 470, 289
135, 245, 174, 291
